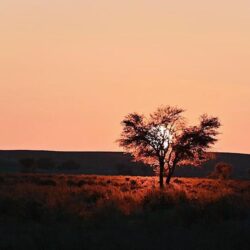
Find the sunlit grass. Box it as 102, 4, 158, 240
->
0, 174, 249, 220
0, 174, 249, 250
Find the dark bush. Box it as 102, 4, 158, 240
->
211, 162, 232, 179
142, 190, 188, 211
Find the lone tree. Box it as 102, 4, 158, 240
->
117, 106, 220, 188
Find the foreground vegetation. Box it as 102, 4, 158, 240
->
0, 174, 249, 250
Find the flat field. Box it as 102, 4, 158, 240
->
0, 174, 249, 250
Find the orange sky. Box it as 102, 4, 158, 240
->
0, 1, 250, 153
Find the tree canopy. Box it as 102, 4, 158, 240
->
118, 105, 221, 188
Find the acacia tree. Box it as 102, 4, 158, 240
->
117, 106, 220, 188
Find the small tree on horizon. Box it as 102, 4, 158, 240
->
212, 162, 232, 179
117, 105, 221, 188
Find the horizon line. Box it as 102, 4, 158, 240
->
0, 149, 249, 156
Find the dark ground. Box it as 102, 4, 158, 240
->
0, 174, 249, 250
0, 150, 250, 179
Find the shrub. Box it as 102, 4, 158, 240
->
142, 189, 188, 211
211, 162, 232, 179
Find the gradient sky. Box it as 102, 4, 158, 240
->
0, 0, 250, 153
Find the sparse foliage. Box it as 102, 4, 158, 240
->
118, 105, 221, 187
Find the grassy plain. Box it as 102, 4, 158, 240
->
0, 174, 249, 250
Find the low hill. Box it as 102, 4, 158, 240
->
0, 150, 249, 179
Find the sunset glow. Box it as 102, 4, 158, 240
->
148, 125, 173, 149
0, 0, 250, 153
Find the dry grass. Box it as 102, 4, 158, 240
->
0, 174, 249, 250
0, 174, 249, 218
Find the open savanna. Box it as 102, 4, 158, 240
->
0, 174, 250, 250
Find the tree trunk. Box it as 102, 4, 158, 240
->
159, 161, 164, 189
166, 164, 176, 185
166, 172, 172, 184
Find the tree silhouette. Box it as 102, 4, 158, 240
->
118, 106, 220, 188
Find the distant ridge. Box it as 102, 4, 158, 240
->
0, 150, 249, 179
